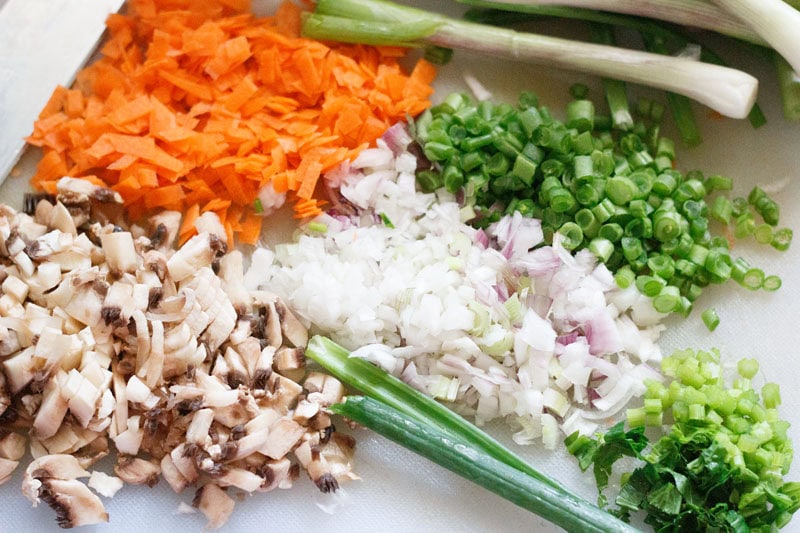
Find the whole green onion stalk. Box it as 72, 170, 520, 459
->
306, 336, 639, 533
303, 0, 759, 119
710, 0, 800, 76
775, 54, 800, 120
457, 0, 764, 44
334, 396, 639, 533
466, 5, 768, 131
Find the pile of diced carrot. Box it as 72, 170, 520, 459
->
26, 0, 436, 244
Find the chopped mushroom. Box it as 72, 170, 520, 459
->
22, 454, 108, 528
114, 456, 161, 487
0, 188, 358, 528
0, 457, 18, 485
193, 483, 235, 530
87, 471, 124, 498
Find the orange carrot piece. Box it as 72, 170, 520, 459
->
109, 94, 154, 126
410, 58, 437, 86
144, 183, 185, 208
205, 35, 252, 79
273, 1, 302, 36
238, 211, 263, 245
159, 69, 214, 101
64, 90, 85, 118
295, 153, 324, 200
33, 150, 68, 183
38, 86, 68, 119
222, 75, 258, 111
202, 197, 232, 212
107, 154, 139, 170
178, 203, 201, 244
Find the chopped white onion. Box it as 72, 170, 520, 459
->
248, 124, 666, 448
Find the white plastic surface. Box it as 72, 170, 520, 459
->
1, 2, 800, 532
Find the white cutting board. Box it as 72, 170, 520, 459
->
1, 2, 800, 531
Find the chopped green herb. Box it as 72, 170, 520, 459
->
379, 212, 395, 228
568, 348, 800, 531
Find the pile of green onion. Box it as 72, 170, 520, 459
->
412, 89, 791, 320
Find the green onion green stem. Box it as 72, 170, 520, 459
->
456, 0, 764, 44
333, 396, 638, 533
303, 0, 758, 118
306, 336, 568, 491
710, 0, 800, 75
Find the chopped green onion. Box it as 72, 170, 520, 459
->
653, 285, 681, 313
648, 254, 675, 280
379, 213, 395, 229
598, 223, 623, 242
589, 237, 614, 262
636, 275, 666, 297
417, 169, 443, 192
253, 198, 264, 214
614, 265, 635, 288
710, 195, 733, 224
735, 212, 756, 238
742, 268, 765, 290
705, 174, 733, 192
754, 223, 773, 244
558, 222, 584, 250
731, 196, 749, 217
652, 172, 677, 197
701, 307, 720, 331
652, 210, 682, 242
424, 45, 454, 65
566, 99, 595, 132
407, 79, 789, 321
569, 82, 590, 99
307, 221, 328, 233
763, 275, 782, 291
575, 208, 600, 238
605, 176, 637, 205
772, 228, 793, 251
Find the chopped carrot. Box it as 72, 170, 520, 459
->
26, 0, 436, 244
178, 203, 201, 244
202, 197, 232, 212
108, 95, 154, 127
295, 152, 324, 199
38, 86, 68, 119
65, 90, 85, 118
238, 211, 263, 245
144, 183, 185, 209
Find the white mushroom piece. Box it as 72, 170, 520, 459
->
22, 454, 108, 528
0, 180, 358, 529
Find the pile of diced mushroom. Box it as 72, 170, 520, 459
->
0, 178, 356, 529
